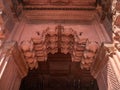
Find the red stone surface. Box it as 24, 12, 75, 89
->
115, 15, 120, 27
116, 2, 120, 11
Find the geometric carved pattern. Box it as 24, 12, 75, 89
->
107, 61, 120, 90
102, 65, 108, 89
100, 59, 120, 90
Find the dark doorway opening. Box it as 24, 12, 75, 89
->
20, 52, 99, 90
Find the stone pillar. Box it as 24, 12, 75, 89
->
11, 42, 28, 78
0, 41, 28, 90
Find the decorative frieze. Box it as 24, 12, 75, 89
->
24, 10, 96, 21
22, 0, 96, 7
